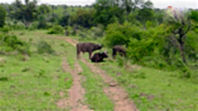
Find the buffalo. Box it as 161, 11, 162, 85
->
91, 52, 108, 63
112, 45, 126, 59
76, 42, 102, 59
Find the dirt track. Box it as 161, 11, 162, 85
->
63, 37, 139, 111
57, 58, 92, 111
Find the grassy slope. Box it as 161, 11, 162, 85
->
99, 58, 198, 111
15, 30, 114, 110
1, 30, 197, 110
0, 30, 73, 110
77, 36, 198, 111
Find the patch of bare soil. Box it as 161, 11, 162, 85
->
65, 37, 139, 111
56, 58, 92, 111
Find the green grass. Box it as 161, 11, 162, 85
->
73, 31, 198, 111
64, 42, 114, 111
0, 55, 72, 110
99, 60, 198, 111
0, 30, 73, 110
78, 61, 114, 111
2, 30, 198, 111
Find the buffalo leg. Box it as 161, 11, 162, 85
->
112, 49, 116, 59
89, 52, 92, 59
77, 49, 81, 59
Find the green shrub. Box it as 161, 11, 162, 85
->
179, 66, 192, 78
103, 21, 142, 47
37, 15, 50, 29
126, 26, 176, 69
37, 41, 55, 54
78, 31, 87, 39
0, 26, 10, 33
47, 25, 64, 34
6, 21, 26, 30
28, 21, 39, 30
0, 34, 31, 55
186, 31, 198, 61
89, 25, 104, 39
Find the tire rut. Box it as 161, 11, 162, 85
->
64, 37, 139, 111
56, 58, 92, 111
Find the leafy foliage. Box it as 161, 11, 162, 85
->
37, 41, 55, 54
0, 34, 31, 55
9, 0, 38, 27
70, 9, 95, 28
59, 14, 70, 27
104, 21, 141, 47
47, 25, 64, 34
37, 15, 49, 29
93, 2, 124, 26
0, 5, 6, 27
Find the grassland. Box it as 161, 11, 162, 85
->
0, 30, 197, 111
0, 30, 73, 110
99, 60, 198, 111
77, 35, 198, 111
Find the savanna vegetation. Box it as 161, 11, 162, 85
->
0, 0, 198, 110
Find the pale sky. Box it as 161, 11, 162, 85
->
0, 0, 198, 9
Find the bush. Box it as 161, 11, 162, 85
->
103, 21, 142, 47
59, 14, 70, 27
0, 34, 31, 55
47, 25, 64, 34
37, 41, 55, 54
126, 25, 174, 69
89, 25, 104, 39
6, 21, 26, 30
28, 22, 39, 30
0, 26, 10, 33
185, 31, 198, 62
78, 31, 87, 39
37, 15, 50, 29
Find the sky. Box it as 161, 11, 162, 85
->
0, 0, 198, 9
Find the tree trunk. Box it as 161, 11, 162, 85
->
179, 42, 186, 63
178, 31, 186, 64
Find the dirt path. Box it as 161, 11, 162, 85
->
65, 38, 139, 111
57, 58, 92, 111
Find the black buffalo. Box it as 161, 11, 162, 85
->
76, 42, 102, 59
112, 45, 126, 59
91, 52, 108, 63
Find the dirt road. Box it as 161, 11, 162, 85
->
55, 36, 138, 111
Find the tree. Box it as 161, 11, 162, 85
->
154, 8, 164, 25
0, 5, 6, 27
37, 4, 50, 15
37, 4, 51, 29
164, 7, 191, 63
131, 0, 144, 13
136, 0, 154, 28
93, 0, 125, 26
10, 0, 38, 28
59, 13, 70, 27
70, 9, 95, 28
190, 10, 198, 22
119, 0, 144, 14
